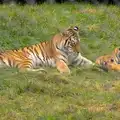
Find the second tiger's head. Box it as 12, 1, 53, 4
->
97, 47, 120, 67
95, 55, 118, 71
53, 26, 80, 54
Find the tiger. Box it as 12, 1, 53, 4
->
0, 26, 94, 74
95, 47, 120, 71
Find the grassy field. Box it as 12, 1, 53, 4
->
0, 3, 120, 120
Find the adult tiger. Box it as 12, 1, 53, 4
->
0, 26, 94, 74
95, 47, 120, 71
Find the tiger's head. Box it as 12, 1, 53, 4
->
52, 26, 80, 55
95, 54, 119, 71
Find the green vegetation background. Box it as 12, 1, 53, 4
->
0, 3, 120, 120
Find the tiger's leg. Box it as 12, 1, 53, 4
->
72, 53, 94, 67
56, 60, 70, 74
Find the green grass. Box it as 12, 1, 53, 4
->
0, 3, 120, 120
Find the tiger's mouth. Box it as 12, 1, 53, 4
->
99, 61, 109, 72
99, 65, 109, 72
94, 62, 108, 72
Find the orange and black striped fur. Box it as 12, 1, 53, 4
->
0, 26, 94, 73
95, 47, 120, 71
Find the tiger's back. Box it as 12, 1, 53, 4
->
0, 41, 57, 69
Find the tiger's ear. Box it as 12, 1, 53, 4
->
68, 26, 79, 31
73, 26, 79, 31
61, 26, 79, 37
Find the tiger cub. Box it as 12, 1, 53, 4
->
95, 47, 120, 71
0, 26, 94, 74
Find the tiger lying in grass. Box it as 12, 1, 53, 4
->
0, 26, 94, 74
95, 47, 120, 71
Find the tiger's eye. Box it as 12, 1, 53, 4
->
110, 59, 114, 62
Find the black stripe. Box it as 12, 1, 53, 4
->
34, 45, 44, 64
34, 45, 39, 55
64, 39, 68, 46
37, 44, 45, 65
79, 59, 83, 65
60, 58, 67, 64
116, 54, 120, 64
7, 58, 12, 67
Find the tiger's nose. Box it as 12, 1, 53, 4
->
103, 61, 107, 65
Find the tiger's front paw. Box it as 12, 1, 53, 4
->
84, 61, 95, 68
59, 67, 71, 74
56, 60, 71, 74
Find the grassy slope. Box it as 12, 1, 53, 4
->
0, 3, 120, 120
